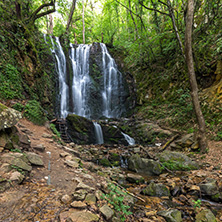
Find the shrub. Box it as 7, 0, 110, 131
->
0, 64, 23, 99
24, 100, 46, 125
102, 183, 132, 221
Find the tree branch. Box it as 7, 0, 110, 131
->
26, 0, 56, 26
139, 1, 170, 16
114, 0, 146, 30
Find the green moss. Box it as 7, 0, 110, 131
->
24, 100, 47, 125
211, 193, 220, 202
99, 158, 112, 167
0, 103, 7, 111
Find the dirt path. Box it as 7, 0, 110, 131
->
0, 119, 104, 222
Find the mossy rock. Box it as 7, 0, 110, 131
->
128, 154, 162, 176
143, 182, 170, 197
66, 114, 95, 144
101, 123, 127, 145
195, 209, 217, 222
157, 151, 199, 171
99, 158, 112, 167
0, 103, 22, 130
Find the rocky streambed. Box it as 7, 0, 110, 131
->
0, 107, 222, 221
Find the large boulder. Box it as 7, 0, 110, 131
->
157, 151, 199, 171
66, 114, 95, 144
100, 123, 127, 145
199, 178, 222, 202
0, 103, 22, 130
128, 154, 162, 176
1, 152, 32, 171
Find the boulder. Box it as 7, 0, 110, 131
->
60, 209, 99, 222
84, 193, 96, 205
0, 103, 22, 130
157, 151, 199, 171
195, 209, 217, 222
73, 189, 88, 201
142, 182, 170, 197
66, 114, 95, 144
100, 204, 114, 220
199, 179, 221, 201
18, 133, 31, 150
100, 123, 127, 145
0, 127, 22, 150
65, 160, 79, 168
76, 182, 95, 191
128, 154, 162, 176
25, 152, 44, 166
32, 144, 45, 152
61, 194, 72, 204
126, 173, 144, 184
71, 201, 87, 209
1, 153, 32, 171
9, 171, 25, 184
157, 209, 182, 222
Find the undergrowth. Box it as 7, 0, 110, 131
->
0, 64, 23, 99
102, 183, 132, 221
24, 100, 46, 125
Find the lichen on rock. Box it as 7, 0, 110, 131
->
0, 103, 22, 130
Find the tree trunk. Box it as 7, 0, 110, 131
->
166, 0, 185, 59
66, 0, 76, 32
128, 0, 138, 40
82, 0, 85, 44
185, 0, 208, 153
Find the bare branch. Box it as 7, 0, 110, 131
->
114, 0, 146, 30
139, 1, 170, 16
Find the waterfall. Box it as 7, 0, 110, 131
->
100, 43, 125, 118
46, 36, 132, 144
121, 132, 135, 145
70, 44, 91, 118
93, 122, 104, 144
54, 37, 69, 118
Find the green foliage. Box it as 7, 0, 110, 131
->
0, 64, 23, 99
10, 164, 24, 175
10, 148, 22, 153
12, 103, 25, 112
161, 160, 193, 171
192, 199, 202, 209
102, 183, 132, 221
50, 123, 61, 138
24, 100, 46, 125
214, 131, 222, 141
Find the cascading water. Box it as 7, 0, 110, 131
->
48, 37, 131, 144
121, 132, 135, 145
54, 37, 69, 118
93, 122, 104, 144
100, 43, 125, 118
70, 44, 91, 118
